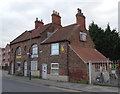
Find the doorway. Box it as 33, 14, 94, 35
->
42, 64, 47, 79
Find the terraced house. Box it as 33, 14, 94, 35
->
9, 9, 109, 83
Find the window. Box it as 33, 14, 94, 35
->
32, 44, 38, 55
31, 44, 38, 58
17, 47, 21, 55
80, 32, 87, 41
31, 61, 38, 71
47, 32, 52, 37
51, 63, 59, 75
17, 62, 21, 71
51, 43, 59, 55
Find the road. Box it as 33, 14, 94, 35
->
2, 71, 80, 92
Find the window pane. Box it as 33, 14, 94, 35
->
32, 45, 38, 55
51, 43, 59, 55
18, 47, 21, 55
51, 64, 59, 69
31, 61, 38, 70
51, 69, 58, 75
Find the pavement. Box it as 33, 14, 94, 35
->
2, 70, 119, 92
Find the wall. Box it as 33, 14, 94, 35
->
68, 46, 88, 82
40, 41, 69, 81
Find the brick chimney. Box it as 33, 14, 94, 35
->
35, 17, 44, 29
76, 8, 86, 30
51, 10, 61, 25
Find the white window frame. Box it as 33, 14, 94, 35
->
31, 61, 38, 71
80, 32, 87, 41
31, 44, 38, 58
18, 47, 21, 55
51, 63, 59, 75
51, 43, 59, 55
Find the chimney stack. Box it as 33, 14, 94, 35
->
76, 8, 86, 30
51, 10, 61, 25
35, 17, 44, 29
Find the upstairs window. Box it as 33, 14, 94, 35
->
51, 43, 59, 55
80, 32, 87, 41
31, 44, 38, 58
17, 47, 21, 55
32, 44, 38, 55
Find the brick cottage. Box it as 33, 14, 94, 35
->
9, 9, 109, 82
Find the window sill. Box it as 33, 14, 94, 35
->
50, 74, 59, 76
50, 54, 59, 56
31, 55, 38, 58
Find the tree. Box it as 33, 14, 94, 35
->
89, 22, 120, 60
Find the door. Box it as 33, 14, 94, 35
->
11, 63, 14, 74
42, 64, 47, 79
24, 62, 27, 76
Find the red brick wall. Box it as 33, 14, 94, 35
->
68, 46, 88, 82
10, 37, 41, 75
40, 42, 69, 76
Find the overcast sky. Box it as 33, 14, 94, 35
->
0, 0, 119, 48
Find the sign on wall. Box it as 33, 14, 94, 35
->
61, 45, 65, 53
16, 56, 22, 59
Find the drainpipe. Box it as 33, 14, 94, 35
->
89, 61, 92, 84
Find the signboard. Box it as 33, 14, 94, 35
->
61, 45, 65, 53
16, 56, 22, 59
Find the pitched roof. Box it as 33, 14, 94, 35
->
10, 23, 62, 44
41, 24, 81, 44
70, 45, 109, 63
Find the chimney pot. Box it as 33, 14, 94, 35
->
76, 8, 86, 30
52, 10, 61, 25
35, 17, 44, 29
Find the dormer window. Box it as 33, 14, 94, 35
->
47, 32, 52, 37
80, 32, 87, 41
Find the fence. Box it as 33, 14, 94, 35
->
89, 60, 120, 87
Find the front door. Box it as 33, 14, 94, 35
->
42, 64, 47, 79
24, 62, 27, 76
11, 63, 14, 74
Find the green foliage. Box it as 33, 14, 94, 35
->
89, 22, 120, 60
15, 72, 23, 76
78, 80, 89, 84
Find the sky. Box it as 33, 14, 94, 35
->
0, 0, 119, 48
